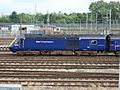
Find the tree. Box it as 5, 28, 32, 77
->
35, 13, 44, 23
89, 0, 120, 23
89, 0, 108, 20
109, 1, 120, 20
9, 11, 20, 23
0, 16, 10, 23
18, 13, 33, 23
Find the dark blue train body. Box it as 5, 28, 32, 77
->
78, 35, 106, 51
109, 35, 120, 51
9, 34, 120, 55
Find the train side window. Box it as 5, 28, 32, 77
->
91, 40, 97, 45
111, 41, 115, 44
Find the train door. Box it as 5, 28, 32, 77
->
66, 37, 79, 50
110, 40, 116, 50
19, 38, 24, 49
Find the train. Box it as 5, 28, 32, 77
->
9, 34, 120, 55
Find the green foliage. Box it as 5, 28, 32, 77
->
18, 13, 33, 23
9, 11, 20, 23
109, 1, 120, 19
35, 13, 44, 23
89, 0, 120, 22
0, 16, 10, 22
0, 0, 120, 24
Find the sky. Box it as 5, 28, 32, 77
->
0, 0, 120, 15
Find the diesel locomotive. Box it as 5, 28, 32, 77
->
9, 34, 120, 55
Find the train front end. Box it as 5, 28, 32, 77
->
9, 38, 19, 53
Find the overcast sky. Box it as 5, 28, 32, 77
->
0, 0, 120, 15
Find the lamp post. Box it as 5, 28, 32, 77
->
96, 12, 98, 32
118, 8, 120, 88
86, 13, 88, 30
109, 9, 111, 34
47, 11, 50, 25
91, 12, 93, 31
80, 19, 81, 32
19, 17, 22, 37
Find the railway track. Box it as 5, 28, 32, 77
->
0, 64, 118, 69
0, 45, 10, 52
0, 79, 118, 87
0, 53, 119, 87
0, 53, 119, 60
0, 38, 14, 52
0, 59, 118, 64
0, 38, 14, 45
0, 54, 119, 69
0, 71, 118, 79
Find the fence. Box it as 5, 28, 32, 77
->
0, 23, 120, 38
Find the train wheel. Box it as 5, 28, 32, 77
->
16, 51, 25, 56
89, 51, 97, 56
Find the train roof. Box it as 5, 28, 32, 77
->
109, 34, 120, 39
24, 34, 105, 39
25, 34, 79, 38
79, 35, 105, 39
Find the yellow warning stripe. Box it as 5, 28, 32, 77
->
9, 38, 17, 47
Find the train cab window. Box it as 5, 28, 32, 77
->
20, 39, 23, 44
91, 40, 97, 45
15, 39, 19, 45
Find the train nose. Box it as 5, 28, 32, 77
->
9, 45, 17, 53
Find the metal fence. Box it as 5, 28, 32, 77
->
0, 30, 16, 38
55, 23, 120, 30
0, 23, 120, 38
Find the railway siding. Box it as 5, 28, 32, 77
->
0, 53, 119, 87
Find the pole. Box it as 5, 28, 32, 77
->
109, 9, 111, 34
20, 17, 22, 37
80, 19, 81, 33
86, 13, 88, 30
47, 11, 50, 25
91, 12, 93, 31
118, 58, 120, 90
34, 0, 37, 24
96, 12, 98, 32
106, 10, 108, 35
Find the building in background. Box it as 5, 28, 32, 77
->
11, 25, 35, 35
32, 25, 61, 34
11, 24, 60, 35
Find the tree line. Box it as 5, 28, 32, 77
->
0, 0, 120, 24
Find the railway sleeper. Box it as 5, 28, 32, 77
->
0, 80, 118, 87
14, 50, 116, 56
